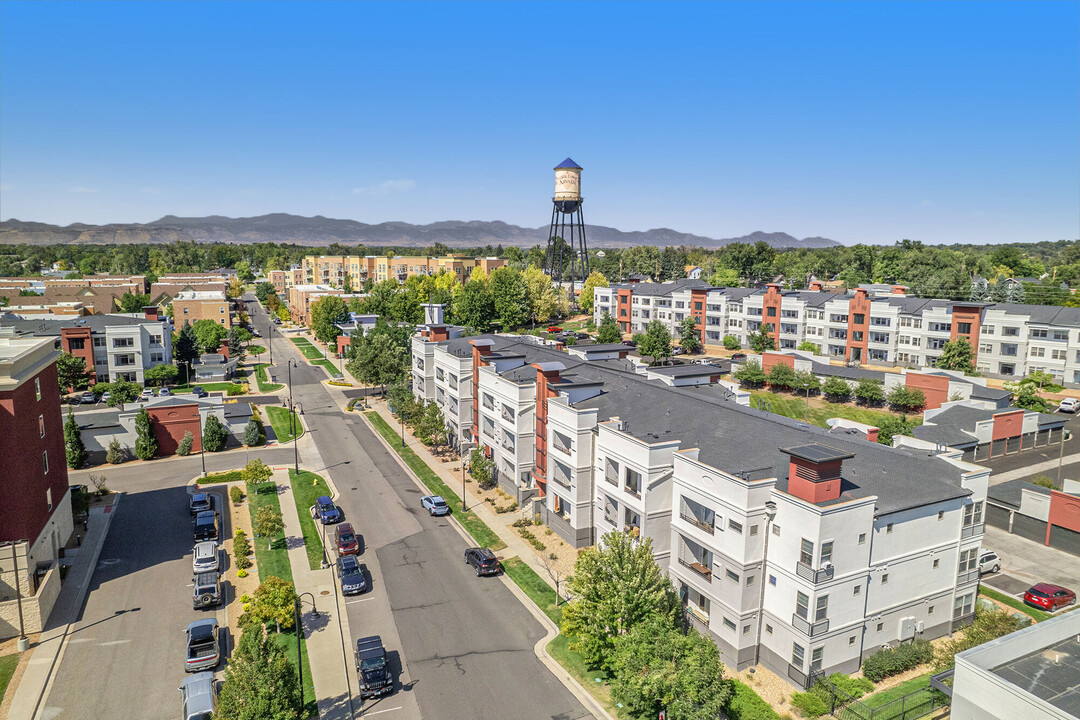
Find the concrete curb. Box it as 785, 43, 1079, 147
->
356, 409, 614, 720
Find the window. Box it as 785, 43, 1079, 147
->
849, 636, 857, 646
928, 605, 935, 615
769, 575, 777, 586
820, 541, 833, 566
980, 343, 993, 354
743, 624, 752, 635
982, 325, 994, 334
815, 595, 829, 622
963, 501, 983, 527
726, 569, 739, 583
853, 313, 865, 324
882, 574, 889, 584
954, 593, 974, 618
766, 623, 774, 634
42, 451, 49, 474
877, 622, 884, 632
1052, 349, 1067, 361
1030, 328, 1048, 339
46, 487, 53, 511
68, 338, 85, 350
746, 575, 755, 586
112, 337, 134, 348
767, 306, 776, 317
1031, 346, 1045, 358
750, 524, 759, 536
150, 334, 162, 345
800, 538, 814, 566
1052, 330, 1069, 341
810, 647, 823, 672
886, 523, 893, 534
957, 322, 972, 334
796, 591, 809, 620
1002, 326, 1020, 337
933, 559, 940, 569
728, 519, 743, 534
938, 510, 944, 520
35, 378, 41, 401
772, 524, 780, 536
959, 548, 978, 572
723, 617, 736, 631
792, 643, 805, 667
858, 533, 866, 544
853, 585, 861, 596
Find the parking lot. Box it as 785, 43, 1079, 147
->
979, 525, 1080, 611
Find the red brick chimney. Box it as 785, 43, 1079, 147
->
891, 285, 907, 296
809, 281, 824, 292
781, 444, 854, 504
143, 305, 160, 321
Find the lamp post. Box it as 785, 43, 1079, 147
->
293, 592, 320, 709
5, 542, 29, 651
268, 316, 273, 365
291, 402, 303, 477
400, 412, 405, 448
197, 408, 206, 478
753, 499, 778, 669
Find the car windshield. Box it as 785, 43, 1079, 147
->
1029, 588, 1050, 598
360, 657, 385, 671
342, 565, 361, 579
339, 532, 355, 544
319, 500, 335, 511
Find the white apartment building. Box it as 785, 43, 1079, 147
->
593, 281, 1080, 386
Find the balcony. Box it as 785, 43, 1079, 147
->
551, 471, 571, 490
957, 569, 980, 586
603, 513, 617, 526
501, 407, 515, 423
796, 562, 835, 584
603, 472, 618, 487
788, 664, 810, 689
624, 485, 641, 499
961, 523, 984, 539
678, 557, 713, 581
791, 614, 830, 636
679, 512, 715, 535
686, 605, 710, 627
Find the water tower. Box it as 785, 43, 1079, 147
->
544, 158, 589, 285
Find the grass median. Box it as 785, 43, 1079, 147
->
255, 363, 284, 392
289, 337, 326, 361
0, 653, 19, 705
310, 358, 340, 376
289, 469, 330, 571
980, 586, 1053, 622
365, 411, 505, 551
266, 405, 304, 443
170, 382, 247, 395
749, 390, 922, 431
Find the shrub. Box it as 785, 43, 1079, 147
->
237, 568, 248, 578
106, 437, 127, 465
887, 386, 926, 412
826, 673, 874, 699
512, 517, 531, 528
226, 384, 247, 396
933, 608, 1027, 671
239, 593, 251, 604
723, 335, 741, 350
724, 680, 781, 720
177, 430, 194, 456
822, 376, 852, 403
861, 639, 934, 682
230, 486, 245, 505
853, 378, 885, 406
1031, 475, 1056, 489
790, 691, 828, 719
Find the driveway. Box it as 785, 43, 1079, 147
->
983, 412, 1080, 485
981, 525, 1080, 596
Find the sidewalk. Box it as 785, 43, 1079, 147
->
272, 468, 355, 720
6, 496, 119, 720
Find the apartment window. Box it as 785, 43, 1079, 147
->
849, 636, 857, 646
772, 524, 781, 536
853, 585, 861, 596
980, 343, 993, 354
1002, 326, 1020, 337
39, 414, 45, 438
886, 523, 893, 534
954, 593, 974, 618
928, 605, 935, 615
150, 334, 162, 345
1052, 349, 1067, 361
795, 591, 809, 620
1052, 330, 1069, 341
1031, 328, 1048, 339
957, 322, 972, 334
963, 501, 984, 527
800, 538, 814, 566
42, 451, 49, 474
877, 622, 884, 632
1030, 346, 1045, 358
35, 378, 41, 401
93, 336, 105, 347
624, 468, 643, 498
858, 533, 866, 544
959, 548, 978, 573
112, 337, 134, 348
723, 617, 736, 631
47, 487, 53, 512
933, 559, 940, 569
792, 643, 805, 668
68, 338, 85, 350
853, 313, 865, 324
881, 574, 889, 584
765, 624, 773, 634
726, 569, 739, 583
749, 524, 759, 536
766, 306, 776, 317
746, 575, 755, 586
815, 595, 829, 622
810, 647, 824, 673
150, 352, 164, 363
769, 575, 777, 586
743, 624, 752, 635
820, 541, 833, 566
728, 519, 743, 534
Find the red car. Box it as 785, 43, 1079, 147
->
546, 326, 562, 333
335, 523, 360, 556
1023, 583, 1076, 612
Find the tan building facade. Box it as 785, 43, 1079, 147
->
300, 255, 506, 289
172, 290, 231, 327
268, 267, 305, 296
288, 284, 343, 326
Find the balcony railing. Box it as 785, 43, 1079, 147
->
551, 472, 571, 490
788, 664, 809, 689
796, 562, 835, 584
686, 605, 710, 627
624, 485, 641, 499
961, 523, 984, 539
678, 557, 713, 581
553, 437, 571, 455
791, 614, 830, 636
603, 473, 618, 487
957, 569, 979, 586
679, 512, 715, 535
603, 514, 616, 526
501, 408, 514, 422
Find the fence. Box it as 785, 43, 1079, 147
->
808, 672, 949, 720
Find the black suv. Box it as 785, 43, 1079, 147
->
193, 511, 219, 542
464, 547, 500, 576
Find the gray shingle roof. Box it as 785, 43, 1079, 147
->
988, 478, 1051, 509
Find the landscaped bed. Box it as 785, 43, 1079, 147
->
289, 469, 330, 571
255, 363, 284, 392
265, 405, 304, 443
748, 390, 923, 431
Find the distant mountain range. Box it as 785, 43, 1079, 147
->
0, 214, 841, 250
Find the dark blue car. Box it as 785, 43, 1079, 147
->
338, 556, 368, 595
310, 495, 342, 525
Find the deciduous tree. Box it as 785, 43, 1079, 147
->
216, 624, 302, 720
309, 295, 350, 344
749, 323, 776, 353
886, 386, 926, 412
733, 359, 766, 388
192, 319, 228, 354
144, 363, 178, 387
56, 352, 90, 392
678, 316, 701, 353
596, 312, 622, 344
490, 266, 529, 329
253, 506, 285, 550
822, 376, 853, 403
637, 319, 673, 365
579, 271, 609, 314
935, 337, 977, 374
854, 378, 885, 406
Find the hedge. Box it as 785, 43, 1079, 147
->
723, 679, 781, 720
862, 639, 934, 682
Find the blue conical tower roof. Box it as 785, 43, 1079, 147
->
554, 157, 582, 170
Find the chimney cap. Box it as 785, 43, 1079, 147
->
781, 444, 855, 464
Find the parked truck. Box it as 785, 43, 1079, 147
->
354, 635, 393, 698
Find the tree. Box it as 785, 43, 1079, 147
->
452, 274, 495, 332
174, 321, 199, 381
935, 337, 976, 374
749, 323, 776, 353
877, 414, 917, 445
216, 624, 303, 720
192, 319, 228, 354
310, 295, 350, 344
579, 271, 609, 314
143, 363, 179, 387
56, 352, 90, 392
254, 281, 276, 303
766, 362, 798, 391
637, 320, 673, 365
242, 458, 274, 486
522, 267, 559, 325
243, 576, 298, 632
490, 266, 530, 329
202, 414, 228, 452
420, 401, 448, 454
227, 326, 248, 362
853, 378, 885, 406
134, 407, 157, 460
64, 409, 86, 469
710, 267, 740, 287
678, 316, 701, 353
596, 312, 622, 344
733, 359, 766, 388
822, 376, 853, 403
561, 531, 679, 672
265, 292, 281, 312
1006, 381, 1052, 413
611, 617, 730, 720
243, 416, 263, 447
105, 379, 141, 408
177, 430, 194, 456
468, 447, 494, 489
1024, 370, 1062, 391
886, 386, 926, 412
722, 335, 741, 350
106, 437, 127, 464
346, 332, 404, 394
118, 291, 151, 313
235, 260, 255, 283
253, 506, 285, 550
797, 341, 821, 355
227, 277, 244, 299
793, 369, 821, 396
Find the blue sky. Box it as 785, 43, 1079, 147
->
1, 1, 1077, 245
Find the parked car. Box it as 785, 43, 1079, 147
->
251, 328, 261, 337
273, 317, 281, 325
978, 550, 1000, 574
140, 388, 155, 400
672, 346, 686, 356
158, 387, 171, 396
192, 572, 222, 610
354, 636, 393, 698
179, 671, 217, 720
546, 326, 562, 333
464, 547, 500, 576
1059, 398, 1080, 413
185, 619, 220, 672
100, 391, 111, 404
575, 332, 589, 340
193, 511, 219, 542
79, 391, 97, 404
310, 495, 343, 525
335, 523, 360, 555
189, 492, 214, 515
191, 386, 208, 398
192, 541, 220, 575
1023, 583, 1076, 612
621, 339, 637, 347
730, 352, 747, 361
421, 495, 450, 516
338, 555, 368, 595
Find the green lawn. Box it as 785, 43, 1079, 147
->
310, 358, 341, 377
265, 405, 304, 443
170, 382, 246, 395
245, 480, 316, 717
365, 412, 506, 551
980, 586, 1053, 622
289, 337, 326, 361
748, 390, 923, 431
862, 673, 931, 709
502, 557, 562, 624
255, 363, 284, 392
289, 469, 329, 571
0, 653, 19, 706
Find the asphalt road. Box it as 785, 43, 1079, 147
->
252, 298, 592, 720
43, 448, 291, 720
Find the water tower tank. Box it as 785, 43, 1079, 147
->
553, 158, 582, 213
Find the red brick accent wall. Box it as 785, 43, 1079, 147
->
905, 372, 950, 410
845, 289, 871, 364
0, 362, 70, 543
690, 289, 707, 345
531, 366, 561, 498
1047, 490, 1080, 544
148, 404, 202, 456
991, 409, 1025, 441
470, 342, 492, 441
761, 352, 795, 373
786, 458, 843, 504
762, 284, 783, 347
336, 335, 351, 357
616, 289, 633, 333
61, 326, 96, 386
950, 305, 983, 365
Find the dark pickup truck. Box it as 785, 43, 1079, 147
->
354, 635, 393, 699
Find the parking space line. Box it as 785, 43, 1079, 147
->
345, 597, 375, 604
360, 706, 402, 716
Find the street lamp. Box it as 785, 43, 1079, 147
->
400, 412, 405, 448
291, 402, 304, 477
4, 542, 29, 652
268, 315, 273, 365
197, 407, 206, 478
753, 499, 778, 669
293, 592, 320, 710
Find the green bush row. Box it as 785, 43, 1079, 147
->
723, 679, 781, 720
862, 639, 933, 682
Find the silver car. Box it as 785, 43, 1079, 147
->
192, 541, 219, 575
978, 550, 1001, 574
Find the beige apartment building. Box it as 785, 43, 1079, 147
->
268, 267, 305, 296
172, 289, 231, 327
300, 255, 506, 288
